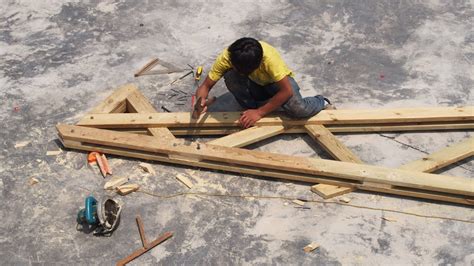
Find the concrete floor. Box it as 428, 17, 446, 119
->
1, 1, 473, 265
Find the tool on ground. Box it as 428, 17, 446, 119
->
76, 196, 123, 236
195, 66, 203, 81
88, 152, 112, 177
169, 70, 194, 85
192, 65, 203, 89
192, 96, 216, 119
116, 215, 173, 266
134, 58, 188, 77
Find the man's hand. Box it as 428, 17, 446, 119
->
193, 76, 217, 117
239, 109, 264, 128
195, 86, 209, 111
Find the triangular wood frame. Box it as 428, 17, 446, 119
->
134, 58, 187, 77
57, 84, 474, 205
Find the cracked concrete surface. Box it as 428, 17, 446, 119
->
1, 1, 473, 265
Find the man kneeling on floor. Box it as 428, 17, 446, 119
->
194, 37, 332, 128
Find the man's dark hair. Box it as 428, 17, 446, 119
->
228, 37, 263, 75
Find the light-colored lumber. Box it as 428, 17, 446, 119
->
134, 58, 159, 77
311, 184, 354, 199
59, 138, 473, 205
138, 163, 156, 175
116, 231, 173, 266
303, 242, 320, 253
399, 137, 474, 172
176, 174, 193, 189
125, 89, 176, 141
77, 107, 474, 128
312, 136, 474, 199
110, 101, 127, 113
327, 123, 474, 133
112, 122, 474, 136
305, 124, 361, 198
116, 184, 140, 195
89, 84, 138, 114
117, 122, 474, 136
57, 124, 474, 197
104, 176, 129, 190
305, 125, 363, 163
125, 91, 156, 113
208, 125, 286, 148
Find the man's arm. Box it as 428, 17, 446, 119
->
239, 76, 293, 128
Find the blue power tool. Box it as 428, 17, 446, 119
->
77, 196, 99, 226
77, 196, 123, 236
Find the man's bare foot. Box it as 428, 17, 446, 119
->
324, 103, 336, 110
323, 97, 336, 110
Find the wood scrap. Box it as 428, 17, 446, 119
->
29, 177, 39, 186
116, 184, 139, 195
175, 174, 193, 189
88, 152, 112, 177
303, 242, 320, 253
14, 141, 30, 148
382, 217, 397, 222
292, 199, 306, 206
339, 197, 351, 203
101, 154, 112, 174
104, 176, 129, 190
46, 150, 62, 156
138, 163, 156, 175
116, 215, 173, 266
311, 184, 354, 199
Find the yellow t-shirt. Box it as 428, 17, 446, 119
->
208, 41, 293, 86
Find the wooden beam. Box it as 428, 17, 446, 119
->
77, 107, 474, 128
305, 124, 362, 198
312, 136, 474, 199
111, 122, 474, 136
305, 125, 363, 163
89, 84, 138, 114
125, 90, 176, 140
326, 123, 474, 133
57, 124, 474, 197
399, 137, 474, 172
167, 123, 474, 135
59, 138, 473, 205
208, 125, 286, 148
310, 185, 353, 199
306, 125, 361, 198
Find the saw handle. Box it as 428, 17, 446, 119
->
85, 196, 98, 224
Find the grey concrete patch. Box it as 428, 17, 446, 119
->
0, 0, 473, 265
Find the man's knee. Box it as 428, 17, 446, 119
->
284, 103, 315, 118
283, 96, 324, 118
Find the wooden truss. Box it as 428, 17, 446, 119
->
57, 84, 474, 205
